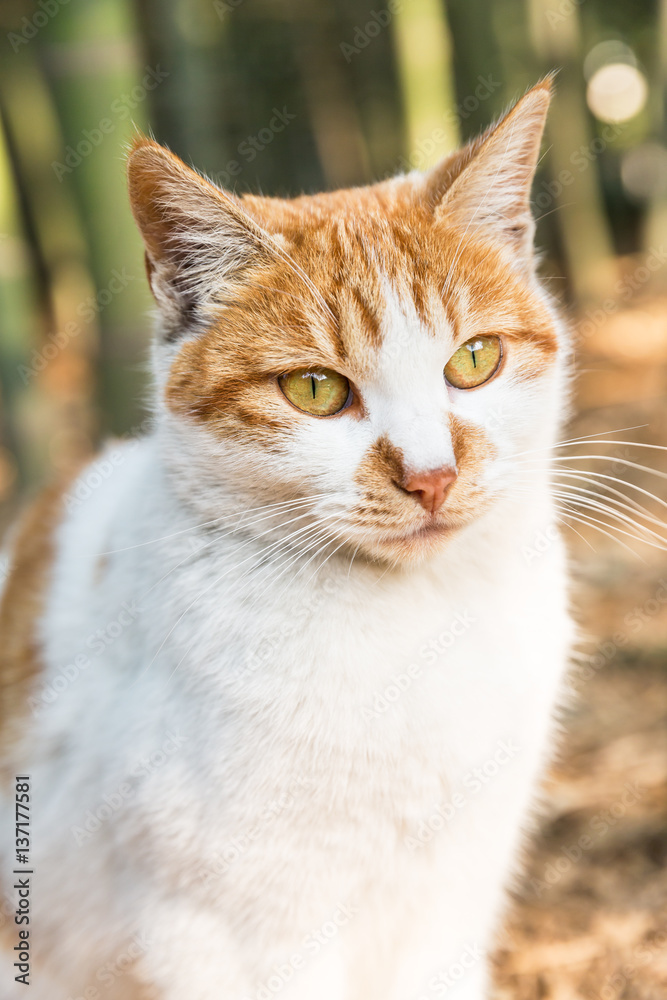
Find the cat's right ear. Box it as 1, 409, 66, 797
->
127, 137, 271, 340
422, 80, 552, 269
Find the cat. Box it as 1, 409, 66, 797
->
0, 78, 574, 1000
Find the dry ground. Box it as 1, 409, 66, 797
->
493, 655, 667, 1000
493, 287, 667, 1000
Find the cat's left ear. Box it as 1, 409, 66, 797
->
426, 80, 552, 267
127, 137, 273, 339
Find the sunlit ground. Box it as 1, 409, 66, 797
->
495, 656, 667, 999
493, 284, 667, 1000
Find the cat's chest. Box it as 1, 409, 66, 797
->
161, 542, 568, 818
234, 549, 556, 712
127, 539, 569, 945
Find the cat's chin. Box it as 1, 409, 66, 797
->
363, 521, 457, 564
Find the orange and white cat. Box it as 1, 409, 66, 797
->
0, 80, 573, 1000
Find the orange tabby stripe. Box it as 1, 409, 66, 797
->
0, 476, 74, 768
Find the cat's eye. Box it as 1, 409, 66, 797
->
278, 368, 351, 416
444, 335, 502, 389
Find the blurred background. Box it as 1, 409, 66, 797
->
0, 0, 665, 996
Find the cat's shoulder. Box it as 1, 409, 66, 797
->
0, 468, 80, 762
0, 434, 153, 760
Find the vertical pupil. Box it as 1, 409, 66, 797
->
471, 351, 477, 368
310, 376, 316, 399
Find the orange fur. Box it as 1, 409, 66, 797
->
0, 478, 74, 770
162, 193, 557, 442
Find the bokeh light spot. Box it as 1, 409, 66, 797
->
586, 63, 648, 123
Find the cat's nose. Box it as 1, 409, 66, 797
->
401, 467, 458, 515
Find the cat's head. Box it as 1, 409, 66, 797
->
128, 80, 567, 564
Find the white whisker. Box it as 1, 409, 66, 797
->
102, 493, 333, 554
132, 510, 338, 686
162, 520, 342, 687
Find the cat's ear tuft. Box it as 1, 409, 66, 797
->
427, 79, 552, 267
127, 137, 271, 338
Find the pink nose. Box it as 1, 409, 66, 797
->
402, 467, 458, 515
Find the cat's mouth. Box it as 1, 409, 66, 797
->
383, 520, 453, 545
360, 519, 456, 562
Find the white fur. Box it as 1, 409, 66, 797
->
364, 282, 457, 473
2, 290, 570, 1000
0, 282, 572, 1000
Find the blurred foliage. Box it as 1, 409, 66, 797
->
0, 0, 665, 512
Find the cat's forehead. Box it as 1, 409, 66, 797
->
166, 177, 559, 437
233, 187, 555, 373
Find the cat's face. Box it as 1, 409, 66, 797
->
129, 80, 566, 563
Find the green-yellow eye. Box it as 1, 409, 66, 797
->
278, 368, 351, 416
444, 335, 502, 389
